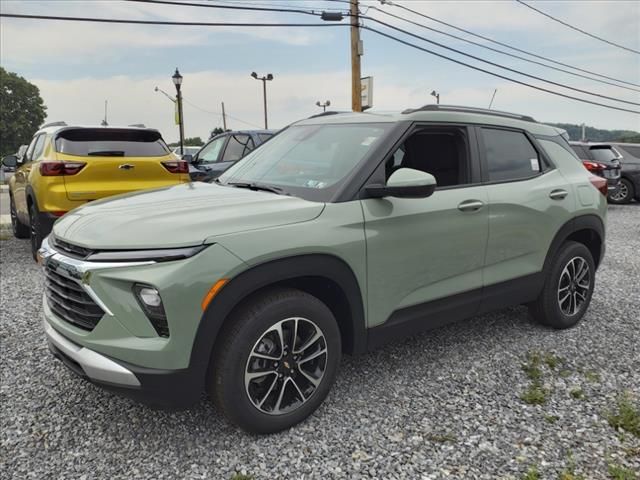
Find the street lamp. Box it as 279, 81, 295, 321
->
316, 100, 331, 112
172, 68, 185, 155
430, 90, 440, 105
251, 71, 274, 129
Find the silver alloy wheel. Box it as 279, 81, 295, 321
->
244, 317, 327, 415
609, 182, 628, 202
557, 256, 591, 316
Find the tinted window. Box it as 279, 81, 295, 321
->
32, 134, 47, 160
55, 129, 169, 157
618, 145, 640, 159
482, 128, 541, 182
385, 128, 470, 187
589, 146, 618, 162
198, 136, 226, 164
258, 133, 273, 143
24, 136, 39, 162
571, 145, 588, 159
222, 135, 253, 162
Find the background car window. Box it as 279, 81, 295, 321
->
258, 133, 273, 143
221, 135, 253, 162
571, 145, 589, 159
589, 146, 618, 162
385, 128, 469, 187
55, 129, 169, 157
482, 128, 541, 182
198, 137, 226, 164
618, 145, 640, 159
23, 136, 39, 162
31, 134, 47, 161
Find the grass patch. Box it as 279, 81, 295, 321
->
559, 369, 572, 378
570, 388, 586, 400
426, 432, 457, 443
544, 352, 562, 370
230, 474, 254, 480
522, 352, 543, 381
544, 414, 559, 424
607, 394, 640, 438
521, 381, 549, 405
522, 465, 541, 480
0, 231, 11, 241
608, 463, 636, 480
584, 370, 601, 383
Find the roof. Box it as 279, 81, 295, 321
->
569, 141, 615, 147
36, 123, 161, 136
295, 104, 560, 136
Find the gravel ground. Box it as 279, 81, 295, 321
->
1, 205, 639, 480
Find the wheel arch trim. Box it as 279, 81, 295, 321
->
544, 214, 605, 273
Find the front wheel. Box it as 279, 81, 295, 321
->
10, 195, 29, 239
210, 288, 341, 434
528, 241, 595, 329
608, 178, 634, 204
29, 202, 43, 261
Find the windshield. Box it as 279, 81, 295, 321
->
198, 136, 226, 164
55, 128, 169, 157
590, 146, 619, 163
218, 123, 392, 201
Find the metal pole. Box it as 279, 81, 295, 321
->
262, 78, 268, 129
221, 102, 227, 130
488, 89, 497, 109
177, 87, 184, 155
350, 0, 362, 112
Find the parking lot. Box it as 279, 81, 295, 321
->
0, 204, 638, 479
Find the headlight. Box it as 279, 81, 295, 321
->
87, 245, 207, 263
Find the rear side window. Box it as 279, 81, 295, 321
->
589, 146, 618, 162
258, 133, 273, 143
31, 134, 47, 161
55, 129, 169, 157
571, 145, 589, 159
482, 128, 541, 182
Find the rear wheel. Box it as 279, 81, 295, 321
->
29, 202, 43, 261
608, 178, 634, 204
9, 195, 29, 239
210, 288, 341, 434
529, 241, 595, 329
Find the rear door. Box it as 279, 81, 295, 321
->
55, 128, 184, 201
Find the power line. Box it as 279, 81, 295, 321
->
360, 25, 639, 114
516, 0, 640, 55
384, 1, 640, 89
361, 15, 640, 106
367, 5, 640, 93
127, 0, 344, 16
2, 11, 638, 114
183, 98, 263, 128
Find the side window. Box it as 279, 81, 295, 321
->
31, 134, 47, 161
221, 134, 253, 162
385, 127, 470, 188
23, 135, 40, 163
198, 137, 226, 164
258, 133, 273, 143
570, 144, 588, 160
482, 128, 541, 182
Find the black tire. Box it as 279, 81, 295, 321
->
9, 195, 29, 239
528, 241, 595, 329
29, 202, 43, 261
608, 178, 634, 204
210, 287, 342, 434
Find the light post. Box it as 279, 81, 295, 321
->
172, 68, 185, 155
316, 100, 331, 112
251, 72, 274, 129
430, 90, 440, 105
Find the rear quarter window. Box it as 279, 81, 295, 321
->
55, 129, 170, 157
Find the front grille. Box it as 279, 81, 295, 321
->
50, 236, 94, 260
44, 264, 105, 330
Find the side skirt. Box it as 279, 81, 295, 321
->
366, 272, 543, 351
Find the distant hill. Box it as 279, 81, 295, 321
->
545, 123, 640, 143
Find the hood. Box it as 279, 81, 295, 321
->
52, 182, 325, 249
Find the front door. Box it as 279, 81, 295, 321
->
362, 125, 489, 329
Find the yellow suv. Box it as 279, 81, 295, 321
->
2, 123, 189, 259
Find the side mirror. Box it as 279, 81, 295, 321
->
182, 154, 193, 163
1, 155, 18, 168
366, 168, 437, 199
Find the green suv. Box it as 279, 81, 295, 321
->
39, 105, 607, 433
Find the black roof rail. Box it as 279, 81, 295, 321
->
128, 124, 146, 128
40, 121, 67, 129
401, 104, 536, 123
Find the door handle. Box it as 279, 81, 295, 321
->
457, 200, 484, 212
549, 189, 568, 200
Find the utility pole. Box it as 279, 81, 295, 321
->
221, 102, 227, 130
350, 0, 362, 112
251, 72, 274, 129
488, 89, 497, 109
581, 123, 586, 142
101, 100, 108, 126
172, 68, 185, 156
316, 100, 331, 112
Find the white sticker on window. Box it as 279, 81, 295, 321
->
361, 137, 377, 146
530, 158, 540, 171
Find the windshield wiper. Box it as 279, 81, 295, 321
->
87, 150, 125, 156
227, 182, 285, 195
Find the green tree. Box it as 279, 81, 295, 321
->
0, 67, 47, 156
210, 127, 225, 138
